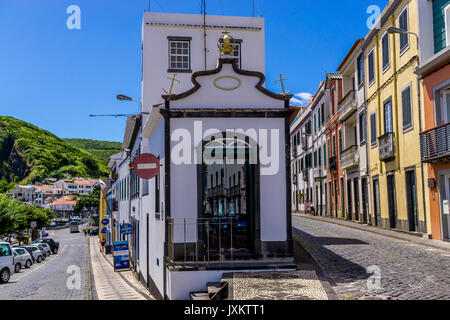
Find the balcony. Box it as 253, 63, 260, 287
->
378, 132, 396, 162
292, 174, 298, 185
313, 167, 326, 180
302, 170, 308, 181
329, 156, 337, 173
338, 90, 357, 121
301, 134, 309, 151
420, 123, 450, 164
292, 146, 298, 158
340, 145, 359, 170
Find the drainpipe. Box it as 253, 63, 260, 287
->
390, 15, 401, 172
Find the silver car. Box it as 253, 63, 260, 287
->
12, 247, 33, 272
33, 244, 50, 258
22, 245, 45, 263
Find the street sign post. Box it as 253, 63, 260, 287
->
120, 223, 133, 235
133, 153, 160, 180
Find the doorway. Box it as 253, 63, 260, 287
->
387, 174, 398, 229
361, 177, 368, 224
441, 174, 450, 240
353, 178, 360, 221
201, 137, 257, 257
347, 179, 352, 220
405, 170, 419, 232
373, 177, 381, 226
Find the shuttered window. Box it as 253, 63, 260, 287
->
370, 112, 377, 146
402, 85, 413, 129
368, 50, 375, 84
399, 7, 409, 52
382, 33, 390, 70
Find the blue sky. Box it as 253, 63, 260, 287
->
0, 0, 388, 142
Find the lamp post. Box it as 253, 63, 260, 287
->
116, 94, 143, 110
386, 26, 419, 53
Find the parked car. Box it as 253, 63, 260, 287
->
12, 247, 33, 272
0, 242, 14, 283
20, 245, 44, 263
35, 238, 59, 254
33, 244, 50, 258
89, 228, 99, 236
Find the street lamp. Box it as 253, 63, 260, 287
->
116, 94, 143, 109
386, 26, 419, 51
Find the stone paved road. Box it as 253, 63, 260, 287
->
292, 215, 450, 300
0, 227, 91, 300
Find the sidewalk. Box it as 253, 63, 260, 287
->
293, 213, 450, 252
89, 237, 153, 300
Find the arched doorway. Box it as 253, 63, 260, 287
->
199, 135, 258, 259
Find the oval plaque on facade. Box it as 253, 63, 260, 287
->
213, 76, 242, 91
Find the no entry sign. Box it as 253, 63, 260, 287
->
133, 153, 160, 179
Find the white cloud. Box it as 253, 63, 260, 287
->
290, 92, 313, 107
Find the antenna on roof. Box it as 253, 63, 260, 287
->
253, 0, 255, 17
148, 0, 150, 12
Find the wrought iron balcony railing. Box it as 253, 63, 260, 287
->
378, 132, 395, 162
420, 122, 450, 164
340, 145, 359, 170
338, 90, 357, 121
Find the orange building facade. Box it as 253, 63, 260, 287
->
325, 74, 345, 219
418, 61, 450, 240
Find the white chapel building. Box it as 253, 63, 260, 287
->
128, 12, 294, 300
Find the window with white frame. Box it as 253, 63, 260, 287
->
168, 37, 191, 71
399, 6, 409, 53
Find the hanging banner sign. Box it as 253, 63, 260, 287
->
133, 153, 160, 180
113, 241, 130, 271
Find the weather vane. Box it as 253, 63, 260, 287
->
163, 74, 180, 97
218, 30, 238, 56
275, 73, 289, 96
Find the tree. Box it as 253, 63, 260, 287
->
74, 184, 100, 214
0, 194, 54, 239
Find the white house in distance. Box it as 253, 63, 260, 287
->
135, 12, 294, 300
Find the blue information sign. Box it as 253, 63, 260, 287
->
120, 223, 133, 235
101, 227, 107, 234
101, 219, 109, 226
113, 241, 130, 270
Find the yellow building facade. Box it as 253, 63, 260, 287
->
364, 0, 429, 234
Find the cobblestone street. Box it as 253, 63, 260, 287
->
292, 215, 450, 300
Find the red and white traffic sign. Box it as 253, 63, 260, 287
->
133, 153, 160, 179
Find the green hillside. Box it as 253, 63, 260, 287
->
63, 138, 122, 163
0, 116, 109, 193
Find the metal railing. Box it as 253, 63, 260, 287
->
378, 132, 395, 162
340, 145, 359, 169
420, 122, 450, 163
167, 217, 247, 267
338, 90, 356, 120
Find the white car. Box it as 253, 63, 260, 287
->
0, 242, 14, 283
12, 247, 33, 272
